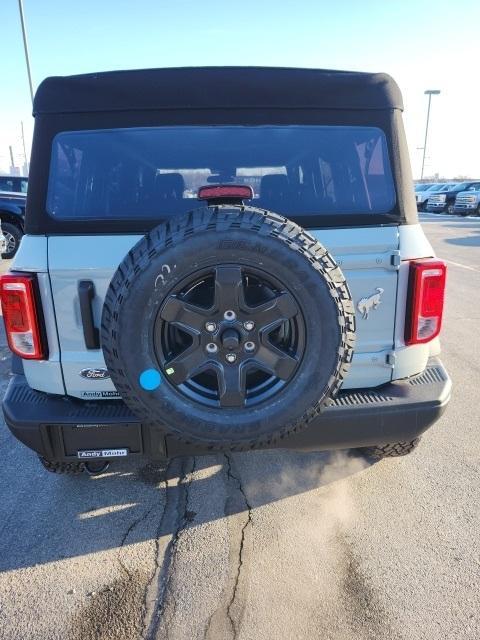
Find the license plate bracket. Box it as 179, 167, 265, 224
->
61, 422, 142, 456
77, 448, 129, 459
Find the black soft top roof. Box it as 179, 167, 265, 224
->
33, 66, 403, 115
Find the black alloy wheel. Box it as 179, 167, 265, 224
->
155, 265, 305, 408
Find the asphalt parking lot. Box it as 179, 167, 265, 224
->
0, 214, 479, 640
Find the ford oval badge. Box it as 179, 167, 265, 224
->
80, 368, 110, 380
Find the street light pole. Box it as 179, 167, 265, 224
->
17, 0, 34, 105
420, 89, 441, 180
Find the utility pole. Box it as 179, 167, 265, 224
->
17, 0, 34, 105
421, 89, 441, 180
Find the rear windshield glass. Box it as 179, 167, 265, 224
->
46, 126, 395, 220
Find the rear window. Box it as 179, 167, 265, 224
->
46, 126, 395, 221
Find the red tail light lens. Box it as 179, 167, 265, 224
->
198, 184, 254, 201
0, 274, 46, 359
405, 260, 447, 345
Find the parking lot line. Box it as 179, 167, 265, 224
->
444, 259, 480, 273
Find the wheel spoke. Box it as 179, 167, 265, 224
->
214, 266, 245, 312
215, 363, 246, 407
160, 296, 208, 333
252, 292, 298, 328
253, 344, 299, 380
165, 343, 207, 384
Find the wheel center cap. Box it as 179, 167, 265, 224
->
221, 328, 241, 350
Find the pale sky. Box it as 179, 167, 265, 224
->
1, 0, 479, 179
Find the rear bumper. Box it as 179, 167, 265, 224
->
2, 358, 451, 460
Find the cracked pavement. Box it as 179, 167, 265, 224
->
0, 216, 479, 639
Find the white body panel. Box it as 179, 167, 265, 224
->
14, 223, 439, 398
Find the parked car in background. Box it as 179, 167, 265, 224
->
0, 175, 28, 197
416, 183, 453, 211
454, 188, 480, 216
427, 181, 480, 214
0, 190, 26, 258
415, 183, 437, 209
414, 183, 435, 208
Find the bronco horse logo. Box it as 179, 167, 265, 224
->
357, 288, 384, 319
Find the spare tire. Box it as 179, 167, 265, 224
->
101, 206, 355, 450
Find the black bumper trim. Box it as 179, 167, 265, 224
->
2, 358, 451, 460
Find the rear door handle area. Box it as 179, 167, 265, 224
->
78, 280, 100, 349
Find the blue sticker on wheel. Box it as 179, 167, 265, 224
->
139, 368, 162, 391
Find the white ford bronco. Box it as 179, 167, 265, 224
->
0, 67, 451, 475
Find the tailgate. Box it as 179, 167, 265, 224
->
47, 226, 399, 398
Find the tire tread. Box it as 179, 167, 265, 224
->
361, 438, 421, 459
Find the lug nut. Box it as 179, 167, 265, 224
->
224, 310, 236, 321
226, 353, 237, 363
206, 343, 218, 354
243, 320, 255, 331
244, 341, 256, 352
205, 321, 217, 333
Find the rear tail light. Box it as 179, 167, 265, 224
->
0, 274, 46, 359
405, 259, 447, 345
